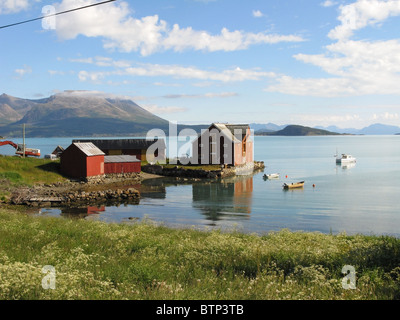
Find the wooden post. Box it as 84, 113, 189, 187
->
23, 124, 25, 158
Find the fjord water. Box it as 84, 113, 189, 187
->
14, 135, 400, 237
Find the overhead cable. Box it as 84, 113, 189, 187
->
0, 0, 117, 30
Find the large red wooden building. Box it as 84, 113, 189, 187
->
192, 123, 254, 166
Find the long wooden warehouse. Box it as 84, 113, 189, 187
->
72, 138, 166, 162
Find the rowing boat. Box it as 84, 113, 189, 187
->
283, 181, 305, 189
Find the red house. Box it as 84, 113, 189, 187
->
60, 142, 105, 179
192, 123, 254, 166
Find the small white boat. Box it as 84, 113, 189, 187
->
264, 173, 280, 179
336, 154, 356, 164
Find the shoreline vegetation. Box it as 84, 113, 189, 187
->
1, 205, 400, 300
1, 155, 400, 300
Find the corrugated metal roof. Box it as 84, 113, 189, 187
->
73, 143, 105, 157
104, 155, 140, 163
72, 138, 166, 150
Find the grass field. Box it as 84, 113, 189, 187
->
0, 206, 399, 300
0, 155, 66, 200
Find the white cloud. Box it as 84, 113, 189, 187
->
55, 90, 148, 103
69, 56, 131, 68
267, 39, 400, 97
329, 0, 400, 41
76, 61, 275, 83
141, 104, 187, 114
292, 113, 362, 127
14, 65, 32, 77
321, 1, 337, 7
154, 82, 183, 87
252, 10, 264, 18
163, 92, 238, 99
163, 26, 304, 53
0, 0, 39, 14
53, 0, 304, 56
372, 112, 399, 121
78, 70, 109, 83
267, 1, 400, 98
123, 64, 274, 82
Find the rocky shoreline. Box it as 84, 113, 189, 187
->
9, 174, 145, 208
5, 162, 265, 208
142, 161, 265, 179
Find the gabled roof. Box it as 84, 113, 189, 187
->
52, 146, 64, 154
209, 123, 250, 143
72, 142, 105, 157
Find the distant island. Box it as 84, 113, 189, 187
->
252, 122, 400, 136
255, 125, 343, 136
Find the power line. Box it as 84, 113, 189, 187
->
0, 0, 117, 30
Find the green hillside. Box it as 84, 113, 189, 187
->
0, 92, 171, 137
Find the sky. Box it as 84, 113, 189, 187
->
1, 0, 400, 129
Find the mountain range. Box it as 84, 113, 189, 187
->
1, 92, 399, 137
0, 92, 206, 137
251, 123, 400, 136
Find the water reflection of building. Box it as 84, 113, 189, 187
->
138, 179, 167, 199
60, 206, 105, 219
192, 176, 253, 224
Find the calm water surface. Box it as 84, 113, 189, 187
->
5, 135, 400, 236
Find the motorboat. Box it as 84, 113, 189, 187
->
283, 181, 305, 190
336, 154, 356, 164
263, 173, 280, 179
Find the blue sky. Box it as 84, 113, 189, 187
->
1, 0, 400, 129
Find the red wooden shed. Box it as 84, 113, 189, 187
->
60, 142, 105, 179
104, 155, 141, 174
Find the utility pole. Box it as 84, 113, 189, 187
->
23, 124, 25, 158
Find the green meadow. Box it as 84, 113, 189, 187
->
0, 206, 399, 300
0, 155, 66, 201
